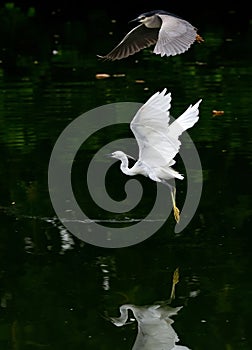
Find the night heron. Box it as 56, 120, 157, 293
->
98, 10, 204, 60
108, 88, 202, 223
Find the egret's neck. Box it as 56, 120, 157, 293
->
119, 155, 136, 176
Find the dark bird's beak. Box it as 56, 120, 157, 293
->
129, 17, 140, 23
105, 153, 113, 158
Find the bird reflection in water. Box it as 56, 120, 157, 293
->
107, 268, 191, 349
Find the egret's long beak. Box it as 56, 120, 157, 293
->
105, 153, 113, 158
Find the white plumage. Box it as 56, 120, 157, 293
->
109, 304, 191, 350
108, 88, 202, 223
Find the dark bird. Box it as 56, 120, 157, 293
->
98, 10, 204, 61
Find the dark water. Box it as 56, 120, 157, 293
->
0, 4, 252, 350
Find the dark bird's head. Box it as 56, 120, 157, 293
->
130, 10, 168, 23
130, 10, 181, 25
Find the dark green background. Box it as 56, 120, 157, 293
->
0, 2, 252, 350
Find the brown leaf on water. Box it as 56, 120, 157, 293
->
95, 73, 111, 79
212, 110, 225, 116
113, 74, 126, 78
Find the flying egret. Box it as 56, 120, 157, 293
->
98, 10, 204, 61
108, 89, 202, 223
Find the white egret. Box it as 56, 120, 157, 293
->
98, 10, 204, 61
108, 88, 202, 223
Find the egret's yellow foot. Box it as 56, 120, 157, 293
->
170, 267, 180, 301
173, 267, 179, 285
171, 188, 180, 223
173, 205, 180, 223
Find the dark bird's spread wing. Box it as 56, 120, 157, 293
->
154, 14, 198, 56
98, 24, 159, 61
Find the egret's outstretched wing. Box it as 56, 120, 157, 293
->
166, 99, 202, 163
130, 89, 201, 168
98, 24, 159, 61
154, 14, 197, 57
130, 88, 173, 167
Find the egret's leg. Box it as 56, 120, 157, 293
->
161, 181, 181, 223
170, 187, 180, 223
169, 267, 179, 301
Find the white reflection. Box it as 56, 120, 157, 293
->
107, 268, 190, 349
109, 302, 190, 350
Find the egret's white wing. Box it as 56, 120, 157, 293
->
166, 99, 202, 163
130, 88, 173, 167
131, 90, 201, 168
154, 14, 197, 57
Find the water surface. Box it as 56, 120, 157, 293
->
0, 6, 252, 350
